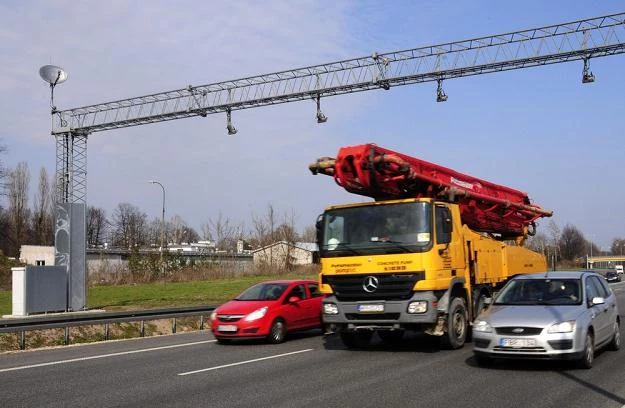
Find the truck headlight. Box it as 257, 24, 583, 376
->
323, 303, 339, 315
548, 321, 576, 333
473, 320, 493, 333
407, 301, 427, 314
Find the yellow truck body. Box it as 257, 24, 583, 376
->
318, 198, 547, 348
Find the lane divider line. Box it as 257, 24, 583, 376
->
0, 340, 215, 373
178, 348, 314, 376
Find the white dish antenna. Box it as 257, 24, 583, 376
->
39, 65, 68, 85
39, 64, 68, 112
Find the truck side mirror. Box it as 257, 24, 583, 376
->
315, 214, 323, 246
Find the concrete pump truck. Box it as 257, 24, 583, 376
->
309, 143, 552, 349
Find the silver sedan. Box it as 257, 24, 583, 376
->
472, 271, 620, 368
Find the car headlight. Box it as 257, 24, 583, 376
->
407, 301, 427, 314
473, 320, 493, 333
323, 303, 339, 315
210, 311, 217, 321
244, 306, 268, 322
548, 321, 576, 333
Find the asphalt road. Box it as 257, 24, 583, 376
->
2, 282, 625, 408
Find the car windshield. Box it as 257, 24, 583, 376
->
494, 278, 582, 306
235, 283, 289, 301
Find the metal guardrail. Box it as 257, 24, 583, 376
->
0, 305, 216, 350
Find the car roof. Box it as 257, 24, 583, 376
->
512, 271, 598, 280
255, 279, 316, 285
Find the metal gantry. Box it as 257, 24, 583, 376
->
53, 12, 625, 140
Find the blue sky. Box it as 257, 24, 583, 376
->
1, 1, 623, 250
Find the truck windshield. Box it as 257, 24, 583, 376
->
320, 202, 432, 257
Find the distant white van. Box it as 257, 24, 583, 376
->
616, 265, 624, 275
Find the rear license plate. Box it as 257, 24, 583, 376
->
357, 304, 384, 313
500, 338, 536, 348
218, 325, 238, 333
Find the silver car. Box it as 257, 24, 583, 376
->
472, 271, 620, 368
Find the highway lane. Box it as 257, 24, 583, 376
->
1, 281, 624, 408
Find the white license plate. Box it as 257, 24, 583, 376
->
218, 325, 238, 333
357, 304, 384, 313
500, 338, 536, 348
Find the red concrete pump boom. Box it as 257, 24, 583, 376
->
309, 143, 552, 239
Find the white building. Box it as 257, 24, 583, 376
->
252, 241, 318, 267
19, 245, 55, 266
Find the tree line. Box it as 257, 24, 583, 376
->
0, 158, 315, 258
0, 146, 622, 261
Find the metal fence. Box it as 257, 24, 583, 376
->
0, 306, 216, 350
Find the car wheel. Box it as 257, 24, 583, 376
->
442, 298, 468, 350
578, 332, 594, 369
608, 321, 621, 351
339, 331, 372, 348
267, 319, 287, 344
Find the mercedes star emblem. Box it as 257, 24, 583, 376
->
362, 276, 379, 293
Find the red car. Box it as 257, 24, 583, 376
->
210, 279, 324, 344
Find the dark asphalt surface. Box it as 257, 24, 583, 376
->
1, 282, 625, 408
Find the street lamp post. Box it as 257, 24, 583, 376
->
148, 180, 165, 273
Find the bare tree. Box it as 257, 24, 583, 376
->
111, 203, 148, 249
546, 220, 561, 266
32, 167, 55, 245
87, 206, 108, 247
6, 162, 31, 256
202, 211, 242, 252
300, 225, 317, 243
611, 238, 625, 256
0, 141, 7, 194
559, 224, 585, 261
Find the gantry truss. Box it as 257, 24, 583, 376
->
53, 12, 625, 137
52, 12, 625, 203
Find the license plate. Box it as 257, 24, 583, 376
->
217, 325, 238, 333
357, 304, 384, 313
500, 338, 536, 348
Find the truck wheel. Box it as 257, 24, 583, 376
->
442, 297, 468, 350
339, 331, 372, 348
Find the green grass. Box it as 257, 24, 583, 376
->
0, 291, 9, 317
0, 273, 317, 316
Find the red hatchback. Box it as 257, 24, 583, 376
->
210, 279, 324, 344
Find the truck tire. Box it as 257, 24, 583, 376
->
442, 297, 468, 350
339, 331, 372, 348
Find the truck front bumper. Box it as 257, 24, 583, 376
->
322, 293, 439, 331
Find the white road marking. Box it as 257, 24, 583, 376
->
0, 340, 215, 373
178, 348, 314, 376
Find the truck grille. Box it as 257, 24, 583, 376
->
323, 272, 424, 301
345, 313, 400, 320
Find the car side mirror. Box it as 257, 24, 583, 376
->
590, 296, 605, 306
288, 296, 301, 303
